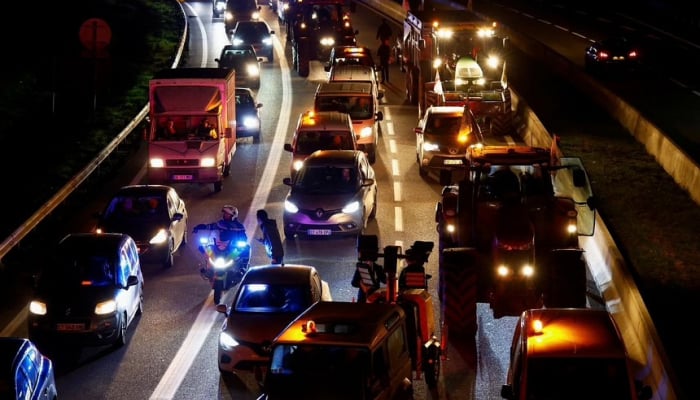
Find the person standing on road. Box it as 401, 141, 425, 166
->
256, 209, 284, 264
377, 38, 392, 83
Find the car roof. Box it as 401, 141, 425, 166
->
303, 150, 361, 166
115, 184, 173, 196
316, 81, 373, 95
426, 106, 465, 115
521, 308, 627, 359
297, 111, 352, 130
273, 302, 406, 347
242, 264, 319, 285
58, 232, 132, 254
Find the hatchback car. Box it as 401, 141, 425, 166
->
415, 106, 484, 177
215, 44, 262, 89
230, 20, 275, 62
94, 184, 188, 269
584, 35, 640, 73
28, 233, 144, 349
235, 87, 263, 142
0, 337, 57, 400
215, 264, 332, 379
282, 150, 377, 238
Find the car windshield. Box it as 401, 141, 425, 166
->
103, 195, 167, 220
425, 115, 462, 135
315, 95, 373, 120
234, 284, 310, 313
236, 92, 255, 108
265, 344, 369, 399
294, 165, 358, 194
526, 357, 633, 400
42, 254, 117, 288
294, 131, 353, 155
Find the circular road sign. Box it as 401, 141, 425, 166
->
79, 18, 112, 51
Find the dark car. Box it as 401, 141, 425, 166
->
231, 20, 275, 62
28, 233, 144, 349
0, 337, 57, 400
584, 35, 640, 73
216, 44, 262, 89
215, 264, 332, 378
282, 150, 377, 238
235, 87, 263, 142
323, 45, 375, 72
95, 184, 188, 269
224, 0, 262, 35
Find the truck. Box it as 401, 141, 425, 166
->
434, 143, 598, 335
398, 7, 512, 134
288, 0, 358, 77
147, 68, 237, 193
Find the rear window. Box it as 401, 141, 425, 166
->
315, 95, 373, 120
294, 131, 354, 154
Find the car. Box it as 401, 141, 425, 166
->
501, 308, 653, 400
235, 87, 263, 142
282, 149, 377, 238
584, 35, 640, 73
415, 105, 484, 177
212, 0, 226, 18
328, 63, 384, 100
283, 110, 358, 178
230, 20, 275, 62
27, 233, 145, 349
215, 44, 262, 89
215, 264, 332, 379
323, 45, 376, 72
224, 0, 262, 35
94, 184, 188, 269
0, 337, 58, 400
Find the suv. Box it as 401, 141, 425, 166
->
314, 81, 383, 164
415, 105, 484, 177
284, 110, 357, 178
215, 44, 262, 89
259, 301, 415, 400
501, 308, 653, 400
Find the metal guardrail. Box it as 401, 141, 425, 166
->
0, 1, 188, 265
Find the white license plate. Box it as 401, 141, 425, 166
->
444, 159, 463, 165
172, 174, 193, 181
307, 229, 332, 236
56, 323, 85, 331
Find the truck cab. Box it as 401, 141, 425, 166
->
259, 301, 414, 400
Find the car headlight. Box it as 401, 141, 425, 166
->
359, 126, 372, 138
219, 332, 240, 350
252, 11, 261, 20
232, 37, 243, 46
29, 301, 47, 316
246, 63, 260, 76
292, 159, 304, 171
485, 55, 500, 69
95, 299, 117, 315
423, 141, 440, 152
342, 201, 360, 214
475, 78, 486, 86
201, 157, 216, 167
284, 200, 299, 213
150, 158, 165, 168
242, 116, 259, 129
320, 37, 335, 46
263, 37, 272, 46
150, 229, 168, 245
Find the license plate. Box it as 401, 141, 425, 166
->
172, 174, 193, 181
307, 229, 332, 236
56, 323, 85, 331
444, 159, 463, 165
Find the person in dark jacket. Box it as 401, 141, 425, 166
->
377, 39, 392, 83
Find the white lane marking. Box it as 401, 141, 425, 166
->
392, 159, 400, 176
389, 139, 397, 154
394, 182, 402, 202
394, 206, 403, 232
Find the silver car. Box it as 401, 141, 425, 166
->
282, 150, 377, 238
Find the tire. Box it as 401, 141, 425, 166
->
113, 313, 127, 348
163, 240, 174, 269
214, 180, 223, 192
136, 289, 144, 316
369, 192, 377, 219
252, 131, 261, 143
423, 348, 441, 389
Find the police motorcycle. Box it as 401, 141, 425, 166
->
193, 224, 251, 304
356, 235, 443, 390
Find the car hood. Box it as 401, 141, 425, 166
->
423, 133, 471, 150
98, 219, 167, 242
226, 312, 300, 343
35, 284, 123, 315
287, 191, 362, 210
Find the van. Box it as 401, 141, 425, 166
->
328, 64, 384, 100
284, 110, 357, 178
501, 308, 653, 400
259, 301, 415, 400
313, 81, 383, 164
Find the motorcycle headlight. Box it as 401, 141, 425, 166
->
211, 257, 234, 269
149, 229, 168, 245
95, 299, 117, 315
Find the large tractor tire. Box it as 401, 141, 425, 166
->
440, 248, 478, 337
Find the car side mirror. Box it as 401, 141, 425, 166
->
284, 143, 293, 152
283, 177, 292, 186
375, 111, 384, 121
270, 30, 275, 35
257, 103, 263, 108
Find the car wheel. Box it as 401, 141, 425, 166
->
214, 180, 223, 192
182, 223, 188, 245
163, 240, 174, 269
113, 312, 127, 348
252, 131, 261, 143
369, 192, 377, 219
136, 288, 144, 316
